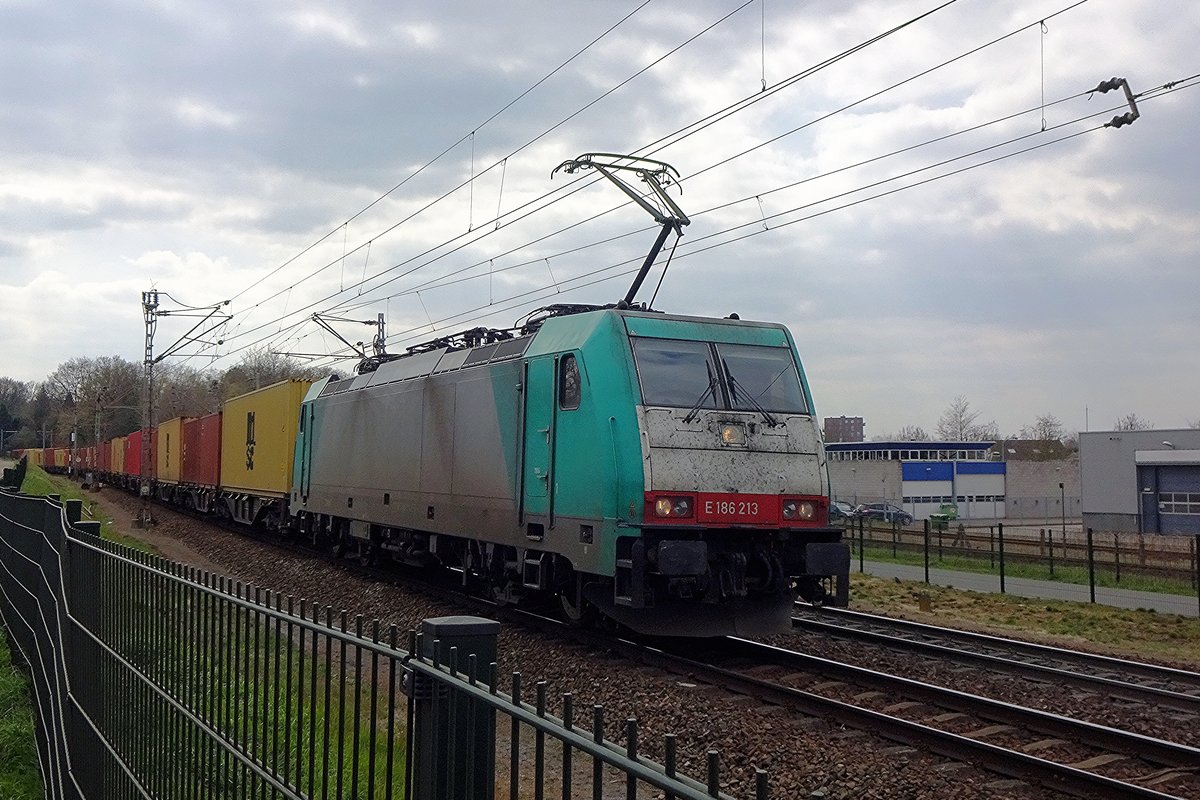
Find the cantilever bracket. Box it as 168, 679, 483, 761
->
1092, 76, 1140, 129
553, 153, 691, 307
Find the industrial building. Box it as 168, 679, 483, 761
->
1079, 429, 1200, 534
826, 441, 1081, 522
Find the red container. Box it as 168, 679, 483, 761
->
182, 412, 221, 487
42, 448, 54, 467
99, 440, 111, 472
123, 430, 158, 479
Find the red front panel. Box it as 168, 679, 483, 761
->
182, 412, 221, 487
696, 493, 780, 525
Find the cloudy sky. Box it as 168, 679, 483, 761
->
2, 0, 1197, 437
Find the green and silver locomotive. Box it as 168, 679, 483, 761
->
290, 304, 849, 636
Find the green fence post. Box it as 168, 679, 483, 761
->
998, 523, 1006, 594
923, 519, 930, 584
1114, 533, 1120, 584
1087, 527, 1097, 604
1194, 534, 1200, 618
858, 517, 864, 574
1047, 527, 1055, 578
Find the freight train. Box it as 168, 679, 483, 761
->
27, 303, 850, 636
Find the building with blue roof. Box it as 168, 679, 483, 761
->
825, 441, 1007, 520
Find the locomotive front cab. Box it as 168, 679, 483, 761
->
585, 312, 850, 635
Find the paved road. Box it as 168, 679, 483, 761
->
859, 559, 1200, 617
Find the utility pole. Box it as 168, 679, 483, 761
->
137, 289, 232, 526
138, 290, 159, 526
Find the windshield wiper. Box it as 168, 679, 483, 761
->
722, 358, 779, 427
682, 362, 718, 423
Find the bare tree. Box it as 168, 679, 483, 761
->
1188, 418, 1200, 429
1020, 414, 1065, 442
936, 395, 999, 441
155, 363, 221, 422
1113, 413, 1153, 431
893, 425, 928, 441
219, 347, 327, 400
80, 356, 143, 442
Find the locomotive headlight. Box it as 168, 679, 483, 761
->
782, 500, 816, 521
654, 496, 694, 518
720, 423, 746, 446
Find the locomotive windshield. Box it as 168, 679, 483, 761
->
631, 337, 808, 413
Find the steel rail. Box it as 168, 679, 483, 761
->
611, 636, 1188, 800
701, 636, 1200, 769
807, 606, 1200, 691
792, 611, 1200, 713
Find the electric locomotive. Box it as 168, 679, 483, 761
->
289, 303, 848, 636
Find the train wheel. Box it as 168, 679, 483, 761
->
558, 576, 593, 626
357, 540, 377, 567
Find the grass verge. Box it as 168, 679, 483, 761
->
19, 465, 156, 554
849, 571, 1200, 666
0, 628, 42, 800
852, 540, 1196, 596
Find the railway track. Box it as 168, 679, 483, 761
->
641, 636, 1200, 799
794, 606, 1200, 714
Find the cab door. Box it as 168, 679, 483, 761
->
521, 357, 555, 529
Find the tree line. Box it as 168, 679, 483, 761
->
878, 395, 1192, 449
0, 348, 330, 452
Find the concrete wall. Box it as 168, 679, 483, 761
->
1005, 459, 1080, 520
828, 457, 1087, 520
828, 461, 899, 506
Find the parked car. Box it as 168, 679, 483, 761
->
829, 500, 855, 522
855, 503, 913, 525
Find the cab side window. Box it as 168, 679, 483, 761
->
558, 354, 581, 410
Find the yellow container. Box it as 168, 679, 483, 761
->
156, 417, 190, 484
111, 437, 126, 475
220, 379, 310, 497
25, 449, 43, 467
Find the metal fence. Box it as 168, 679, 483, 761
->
0, 488, 767, 800
841, 516, 1200, 615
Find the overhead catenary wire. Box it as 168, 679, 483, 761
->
205, 0, 969, 361
224, 0, 656, 308
202, 1, 1173, 373
223, 0, 753, 330
260, 82, 1197, 373
329, 80, 1101, 314
316, 19, 1111, 316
